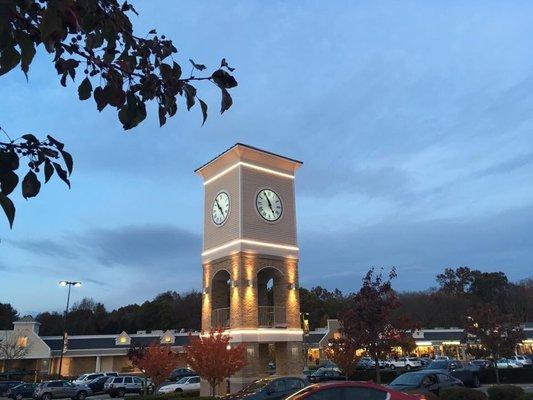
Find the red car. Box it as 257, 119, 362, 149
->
285, 381, 424, 400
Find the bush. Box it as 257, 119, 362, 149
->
487, 385, 525, 400
440, 387, 488, 400
523, 393, 533, 400
480, 368, 533, 384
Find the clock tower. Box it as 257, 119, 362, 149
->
195, 143, 304, 393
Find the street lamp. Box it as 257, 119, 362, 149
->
57, 280, 81, 377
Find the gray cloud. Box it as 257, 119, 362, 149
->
7, 238, 80, 260
299, 204, 533, 291
476, 152, 533, 177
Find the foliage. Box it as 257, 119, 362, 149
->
440, 387, 488, 400
486, 385, 525, 400
322, 337, 359, 379
341, 267, 414, 384
184, 328, 246, 396
128, 342, 181, 387
0, 0, 237, 227
479, 367, 533, 384
0, 131, 72, 227
465, 303, 524, 383
0, 303, 18, 329
35, 290, 202, 335
299, 286, 350, 329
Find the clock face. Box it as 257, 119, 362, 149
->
212, 192, 230, 226
256, 189, 283, 221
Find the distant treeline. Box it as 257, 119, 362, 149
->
0, 267, 531, 334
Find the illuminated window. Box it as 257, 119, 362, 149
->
17, 336, 28, 347
119, 337, 127, 344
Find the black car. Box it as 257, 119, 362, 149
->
308, 368, 346, 383
222, 377, 307, 400
425, 359, 481, 387
87, 376, 110, 394
6, 383, 38, 400
169, 368, 195, 382
389, 370, 463, 396
0, 381, 24, 397
471, 359, 493, 369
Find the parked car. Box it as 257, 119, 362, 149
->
389, 357, 422, 370
470, 359, 493, 369
0, 381, 23, 397
425, 359, 480, 387
6, 383, 37, 400
104, 375, 146, 398
496, 358, 523, 369
168, 367, 195, 382
389, 370, 463, 396
33, 380, 92, 400
285, 381, 420, 400
87, 376, 111, 394
72, 372, 117, 385
509, 355, 533, 367
308, 368, 345, 383
356, 358, 375, 370
157, 376, 200, 394
418, 357, 432, 367
221, 376, 307, 400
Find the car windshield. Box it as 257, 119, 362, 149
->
76, 375, 88, 381
428, 361, 448, 369
176, 377, 189, 384
391, 373, 424, 386
242, 379, 270, 393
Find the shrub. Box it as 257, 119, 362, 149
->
487, 385, 525, 400
440, 387, 488, 400
480, 368, 533, 384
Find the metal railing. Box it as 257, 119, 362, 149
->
258, 306, 286, 327
211, 307, 230, 328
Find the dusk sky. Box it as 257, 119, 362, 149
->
1, 1, 533, 315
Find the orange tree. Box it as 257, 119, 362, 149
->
0, 0, 237, 228
128, 342, 181, 388
341, 267, 415, 384
322, 337, 359, 379
184, 328, 246, 396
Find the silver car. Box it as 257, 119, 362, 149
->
33, 381, 92, 400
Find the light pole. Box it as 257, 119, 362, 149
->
57, 280, 81, 377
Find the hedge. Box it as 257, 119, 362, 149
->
486, 385, 525, 400
129, 394, 210, 400
348, 370, 399, 383
480, 368, 533, 384
440, 387, 488, 400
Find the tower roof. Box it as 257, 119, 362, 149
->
195, 143, 302, 176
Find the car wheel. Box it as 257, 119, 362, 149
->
42, 393, 52, 400
77, 391, 87, 400
406, 364, 412, 370
174, 389, 183, 393
390, 364, 395, 370
473, 375, 480, 388
117, 389, 125, 398
15, 394, 23, 400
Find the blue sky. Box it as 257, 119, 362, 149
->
1, 1, 533, 315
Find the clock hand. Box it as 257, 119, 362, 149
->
215, 199, 224, 215
264, 193, 275, 213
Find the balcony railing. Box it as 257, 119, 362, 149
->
212, 307, 230, 328
259, 306, 286, 327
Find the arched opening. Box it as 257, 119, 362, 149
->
211, 269, 231, 328
257, 267, 287, 327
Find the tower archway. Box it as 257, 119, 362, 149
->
257, 266, 287, 327
211, 269, 231, 328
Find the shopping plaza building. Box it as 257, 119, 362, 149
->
1, 316, 532, 378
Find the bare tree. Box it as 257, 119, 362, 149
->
0, 330, 31, 371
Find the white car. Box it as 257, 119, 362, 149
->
388, 357, 422, 370
496, 358, 523, 369
157, 376, 200, 394
72, 372, 118, 385
509, 355, 532, 367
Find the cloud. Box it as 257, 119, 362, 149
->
475, 152, 533, 177
76, 225, 201, 268
7, 238, 80, 260
299, 204, 533, 291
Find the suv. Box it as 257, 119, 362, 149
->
426, 359, 480, 387
389, 357, 422, 370
308, 368, 345, 383
33, 381, 92, 400
104, 376, 145, 398
169, 368, 195, 382
510, 355, 533, 367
